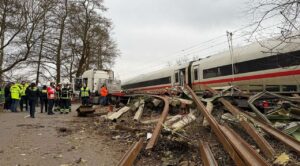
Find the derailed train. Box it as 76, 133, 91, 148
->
122, 39, 300, 93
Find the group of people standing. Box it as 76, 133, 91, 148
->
4, 81, 73, 118
79, 83, 109, 106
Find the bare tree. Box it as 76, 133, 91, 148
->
0, 0, 119, 83
249, 0, 300, 43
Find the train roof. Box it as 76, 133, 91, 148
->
122, 38, 300, 86
193, 39, 300, 69
122, 67, 174, 85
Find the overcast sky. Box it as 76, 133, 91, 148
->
104, 0, 252, 81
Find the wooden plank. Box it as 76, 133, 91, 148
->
108, 106, 130, 120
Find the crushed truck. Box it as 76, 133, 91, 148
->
73, 69, 123, 116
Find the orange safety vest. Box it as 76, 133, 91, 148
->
100, 87, 108, 97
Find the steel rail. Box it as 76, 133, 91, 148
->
199, 141, 219, 166
117, 138, 144, 166
220, 124, 270, 166
219, 98, 275, 158
185, 85, 246, 166
202, 85, 300, 154
145, 95, 170, 150
243, 112, 300, 154
202, 85, 275, 158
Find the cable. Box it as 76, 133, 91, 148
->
119, 20, 284, 78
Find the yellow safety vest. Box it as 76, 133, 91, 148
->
19, 84, 28, 96
10, 84, 21, 100
81, 87, 89, 97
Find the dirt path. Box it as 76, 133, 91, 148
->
0, 104, 125, 166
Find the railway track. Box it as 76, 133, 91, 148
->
115, 86, 300, 165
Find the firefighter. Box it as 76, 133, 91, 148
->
26, 83, 38, 118
39, 85, 48, 113
100, 84, 108, 106
60, 83, 72, 114
4, 82, 12, 111
80, 84, 90, 105
10, 82, 21, 112
47, 82, 56, 115
54, 83, 62, 112
20, 81, 29, 112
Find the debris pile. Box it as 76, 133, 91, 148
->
85, 85, 300, 165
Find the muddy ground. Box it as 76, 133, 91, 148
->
0, 104, 128, 166
1, 103, 299, 166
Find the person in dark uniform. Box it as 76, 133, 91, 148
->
26, 83, 38, 118
4, 82, 12, 111
39, 85, 48, 113
54, 84, 62, 112
60, 83, 72, 114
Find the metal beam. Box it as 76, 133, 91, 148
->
202, 85, 275, 158
118, 138, 144, 166
185, 85, 246, 166
199, 141, 219, 166
220, 125, 270, 166
145, 95, 170, 150
219, 98, 275, 159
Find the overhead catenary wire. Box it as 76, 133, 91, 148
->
119, 20, 284, 78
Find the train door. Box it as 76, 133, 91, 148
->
173, 70, 179, 86
179, 68, 186, 86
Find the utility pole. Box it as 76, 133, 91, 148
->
227, 31, 234, 82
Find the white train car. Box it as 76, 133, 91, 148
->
191, 40, 300, 93
122, 39, 300, 93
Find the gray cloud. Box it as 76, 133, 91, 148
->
104, 0, 250, 80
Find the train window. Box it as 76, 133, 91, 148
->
203, 50, 300, 79
175, 72, 179, 83
249, 85, 263, 92
203, 68, 218, 78
282, 85, 297, 92
265, 85, 280, 92
193, 66, 199, 80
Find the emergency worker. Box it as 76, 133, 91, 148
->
26, 83, 38, 118
60, 83, 72, 114
47, 82, 56, 115
10, 82, 21, 112
20, 81, 29, 112
80, 84, 90, 105
54, 83, 62, 112
39, 85, 48, 113
100, 84, 108, 106
4, 82, 12, 111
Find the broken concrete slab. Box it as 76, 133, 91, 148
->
108, 106, 131, 120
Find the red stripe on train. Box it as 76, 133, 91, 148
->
129, 85, 172, 91
193, 69, 300, 85
127, 69, 300, 91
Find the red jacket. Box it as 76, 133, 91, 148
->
47, 86, 55, 99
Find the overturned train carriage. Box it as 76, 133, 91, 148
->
122, 39, 300, 93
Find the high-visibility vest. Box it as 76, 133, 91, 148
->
20, 84, 29, 96
10, 84, 21, 100
29, 87, 38, 92
81, 87, 89, 97
41, 89, 47, 94
100, 87, 108, 97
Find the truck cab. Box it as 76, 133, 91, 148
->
73, 69, 122, 97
